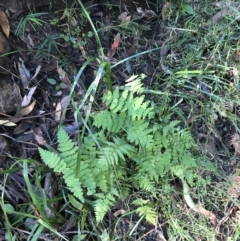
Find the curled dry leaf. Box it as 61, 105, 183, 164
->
211, 8, 229, 22
27, 33, 34, 47
107, 33, 121, 58
113, 209, 126, 217
118, 12, 131, 23
0, 10, 10, 38
30, 65, 42, 81
136, 7, 156, 18
34, 127, 46, 145
0, 31, 10, 54
55, 102, 62, 121
13, 121, 31, 135
22, 86, 37, 106
17, 101, 36, 116
111, 33, 121, 50
70, 17, 78, 27
60, 95, 69, 109
0, 120, 16, 126
77, 37, 86, 56
18, 58, 30, 88
0, 10, 10, 54
196, 204, 219, 227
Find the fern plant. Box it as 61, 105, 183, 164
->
38, 76, 199, 223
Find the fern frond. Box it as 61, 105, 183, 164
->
57, 128, 78, 167
94, 188, 119, 223
38, 148, 84, 202
93, 110, 126, 133
133, 174, 156, 195
125, 74, 144, 94
102, 86, 154, 121
98, 138, 134, 170
138, 206, 157, 226
125, 119, 154, 148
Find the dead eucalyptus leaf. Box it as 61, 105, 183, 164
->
60, 96, 69, 109
118, 12, 131, 22
13, 121, 31, 134
107, 33, 121, 57
136, 7, 156, 18
27, 33, 34, 47
18, 59, 30, 88
22, 86, 37, 106
30, 65, 42, 80
70, 17, 77, 27
0, 10, 10, 38
17, 101, 36, 116
0, 32, 10, 54
34, 127, 46, 145
55, 102, 62, 121
0, 120, 16, 126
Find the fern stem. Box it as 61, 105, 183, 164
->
75, 133, 83, 177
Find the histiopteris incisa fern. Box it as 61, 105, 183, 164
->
39, 75, 202, 224
38, 128, 120, 223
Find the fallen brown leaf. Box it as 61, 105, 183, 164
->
0, 10, 10, 38
18, 59, 30, 88
107, 33, 121, 57
22, 86, 37, 106
118, 12, 131, 23
13, 121, 31, 135
77, 37, 86, 56
136, 7, 156, 18
55, 102, 62, 121
0, 119, 16, 126
34, 127, 46, 145
17, 101, 36, 116
0, 32, 10, 54
111, 33, 121, 50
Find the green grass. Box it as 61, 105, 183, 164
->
2, 0, 240, 240
15, 12, 48, 36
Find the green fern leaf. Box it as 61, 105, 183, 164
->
38, 148, 84, 202
112, 88, 128, 113
98, 138, 134, 170
109, 87, 120, 110
94, 188, 118, 223
125, 75, 144, 93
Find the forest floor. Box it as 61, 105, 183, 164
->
0, 0, 240, 240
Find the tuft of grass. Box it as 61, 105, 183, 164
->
15, 12, 48, 36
